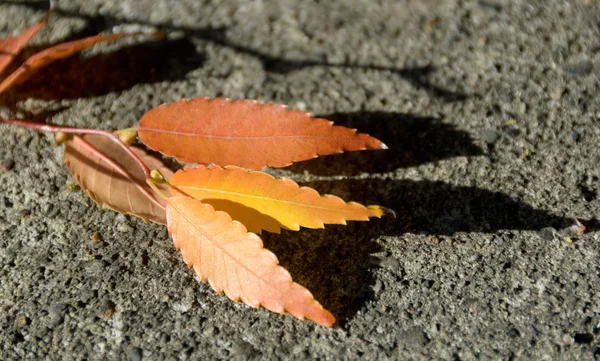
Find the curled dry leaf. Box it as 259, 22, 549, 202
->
64, 134, 173, 224
0, 32, 143, 94
166, 195, 335, 326
0, 8, 51, 77
138, 97, 386, 169
170, 165, 384, 234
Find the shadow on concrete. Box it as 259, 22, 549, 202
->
9, 0, 468, 102
263, 178, 576, 323
262, 223, 383, 325
3, 37, 204, 103
312, 178, 574, 235
287, 111, 485, 175
580, 218, 600, 233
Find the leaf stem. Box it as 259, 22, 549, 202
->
0, 117, 151, 178
146, 178, 169, 200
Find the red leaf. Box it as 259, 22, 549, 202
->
0, 9, 51, 77
166, 195, 335, 326
0, 32, 140, 94
64, 134, 173, 224
138, 97, 386, 169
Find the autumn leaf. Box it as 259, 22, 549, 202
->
0, 32, 147, 94
169, 165, 385, 234
165, 194, 335, 326
0, 8, 51, 78
64, 134, 173, 224
0, 3, 389, 328
138, 97, 387, 169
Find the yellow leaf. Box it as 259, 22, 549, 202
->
169, 165, 385, 233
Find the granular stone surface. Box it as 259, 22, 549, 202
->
1, 0, 599, 360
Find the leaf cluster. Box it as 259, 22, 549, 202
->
0, 5, 392, 326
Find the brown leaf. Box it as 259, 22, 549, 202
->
138, 97, 386, 169
166, 195, 335, 326
0, 9, 51, 78
170, 165, 384, 234
0, 33, 139, 94
64, 134, 172, 224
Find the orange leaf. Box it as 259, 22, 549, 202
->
138, 97, 386, 169
0, 32, 140, 94
166, 195, 335, 326
170, 165, 384, 233
0, 9, 51, 77
64, 134, 173, 224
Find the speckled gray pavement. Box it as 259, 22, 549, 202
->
1, 0, 599, 360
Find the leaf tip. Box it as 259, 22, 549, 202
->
368, 205, 395, 218
380, 206, 396, 218
313, 309, 336, 327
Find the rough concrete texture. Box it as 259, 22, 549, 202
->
0, 0, 599, 359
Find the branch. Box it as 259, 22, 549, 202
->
0, 118, 151, 178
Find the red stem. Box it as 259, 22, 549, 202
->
0, 118, 150, 178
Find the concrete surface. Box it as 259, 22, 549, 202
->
1, 0, 599, 360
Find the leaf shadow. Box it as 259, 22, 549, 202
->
287, 111, 485, 175
9, 1, 469, 102
262, 223, 382, 325
5, 36, 204, 102
580, 218, 600, 233
263, 178, 576, 323
201, 199, 283, 235
354, 179, 573, 234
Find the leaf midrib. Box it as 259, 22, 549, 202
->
141, 127, 363, 141
169, 198, 283, 296
175, 184, 356, 213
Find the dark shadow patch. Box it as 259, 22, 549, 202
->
8, 1, 468, 102
200, 199, 283, 234
580, 218, 600, 233
7, 37, 204, 102
1, 1, 50, 12
262, 222, 382, 325
301, 179, 572, 235
573, 333, 594, 344
262, 62, 467, 102
262, 179, 572, 322
287, 111, 485, 175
